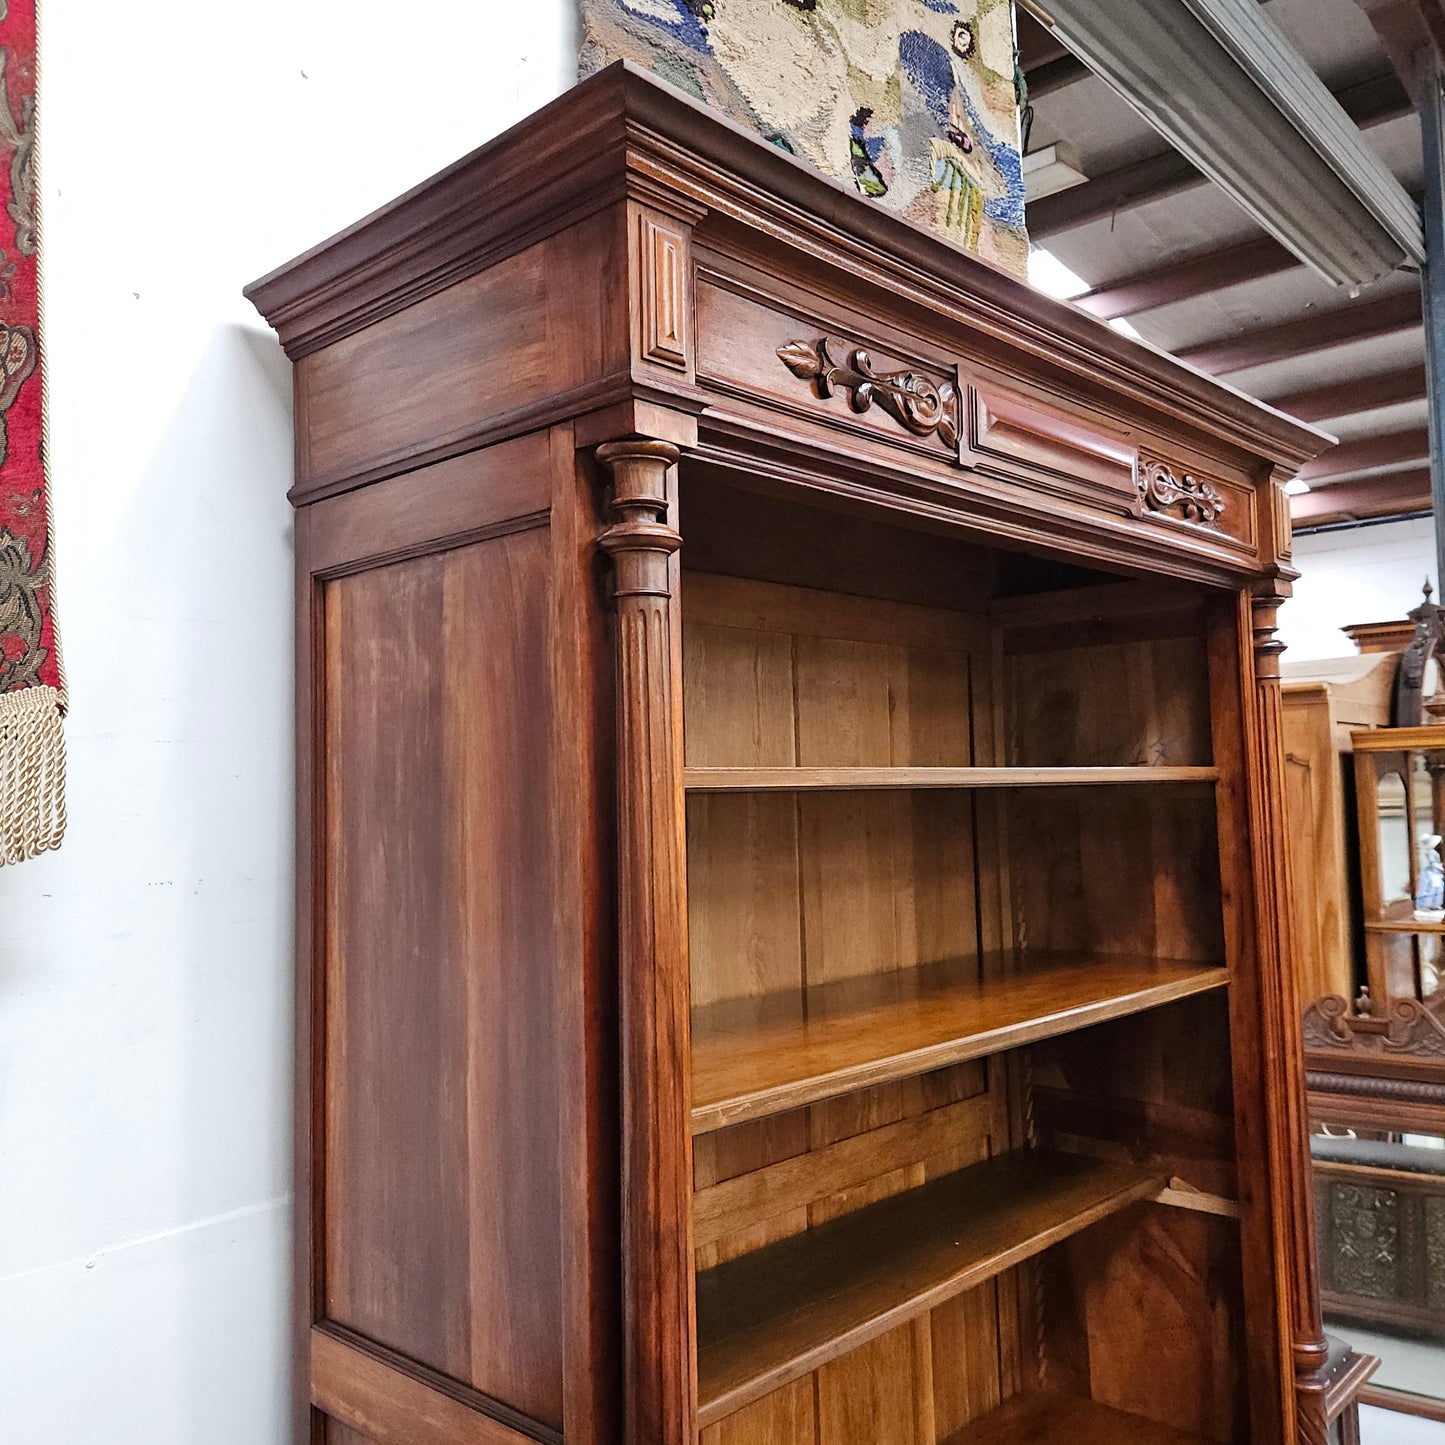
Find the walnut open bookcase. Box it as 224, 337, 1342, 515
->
247, 62, 1374, 1445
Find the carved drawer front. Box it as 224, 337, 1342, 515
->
695, 273, 962, 464
963, 371, 1258, 555
962, 374, 1137, 514
695, 269, 1261, 565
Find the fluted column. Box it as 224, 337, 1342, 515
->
1248, 583, 1330, 1445
595, 439, 697, 1445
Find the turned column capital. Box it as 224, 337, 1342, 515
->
1250, 579, 1293, 681
595, 439, 682, 600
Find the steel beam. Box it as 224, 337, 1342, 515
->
1267, 365, 1427, 422
1029, 71, 1412, 239
1176, 288, 1421, 373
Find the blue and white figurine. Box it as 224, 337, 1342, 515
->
1415, 832, 1445, 919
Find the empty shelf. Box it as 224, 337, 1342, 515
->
1365, 918, 1445, 934
695, 1148, 1166, 1428
691, 953, 1228, 1134
945, 1391, 1213, 1444
684, 765, 1219, 791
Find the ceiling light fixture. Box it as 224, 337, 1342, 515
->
1027, 247, 1091, 300
1023, 142, 1089, 201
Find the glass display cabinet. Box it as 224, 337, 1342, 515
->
1353, 725, 1445, 1008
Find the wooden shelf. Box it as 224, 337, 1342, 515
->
695, 1149, 1166, 1428
944, 1391, 1212, 1444
684, 765, 1219, 791
691, 953, 1228, 1135
1365, 919, 1445, 935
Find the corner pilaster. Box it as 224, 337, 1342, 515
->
595, 438, 696, 1445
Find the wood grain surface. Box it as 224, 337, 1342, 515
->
691, 953, 1228, 1134
945, 1390, 1212, 1444
695, 1150, 1165, 1427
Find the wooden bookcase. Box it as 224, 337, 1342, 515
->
247, 62, 1369, 1445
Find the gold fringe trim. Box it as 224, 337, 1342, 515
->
0, 683, 66, 863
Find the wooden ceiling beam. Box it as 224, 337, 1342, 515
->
1291, 467, 1433, 523
1297, 425, 1431, 482
1076, 235, 1297, 318
1017, 8, 1070, 69
1025, 53, 1090, 99
1029, 70, 1413, 238
1175, 287, 1421, 373
1355, 0, 1445, 96
1078, 185, 1424, 320
1267, 364, 1427, 421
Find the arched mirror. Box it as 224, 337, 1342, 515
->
1376, 769, 1410, 908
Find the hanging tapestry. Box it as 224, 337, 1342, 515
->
0, 0, 63, 865
579, 0, 1029, 276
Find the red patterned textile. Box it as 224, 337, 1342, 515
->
0, 0, 63, 864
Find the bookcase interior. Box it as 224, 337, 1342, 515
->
680, 475, 1245, 1444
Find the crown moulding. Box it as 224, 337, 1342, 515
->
245, 61, 1331, 473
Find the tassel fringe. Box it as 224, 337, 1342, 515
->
0, 683, 66, 863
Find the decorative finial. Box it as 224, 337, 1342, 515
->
1354, 984, 1373, 1018
1426, 577, 1435, 603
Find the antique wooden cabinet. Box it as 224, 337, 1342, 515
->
248, 62, 1366, 1445
1352, 725, 1445, 1007
1280, 654, 1396, 1006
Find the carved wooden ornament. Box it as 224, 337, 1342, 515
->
1137, 457, 1227, 525
1304, 993, 1445, 1059
777, 336, 959, 452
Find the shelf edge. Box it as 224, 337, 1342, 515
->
696, 1157, 1167, 1428
683, 765, 1221, 791
690, 967, 1230, 1135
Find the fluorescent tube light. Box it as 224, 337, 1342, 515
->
1028, 247, 1092, 300
1029, 0, 1423, 288
1024, 142, 1089, 201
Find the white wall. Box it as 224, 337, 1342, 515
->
1281, 516, 1438, 662
1363, 1405, 1445, 1444
0, 5, 573, 1442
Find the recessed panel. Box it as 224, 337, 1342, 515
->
320, 525, 564, 1428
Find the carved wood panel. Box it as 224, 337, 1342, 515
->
1316, 1163, 1445, 1334
776, 336, 959, 453
636, 208, 692, 373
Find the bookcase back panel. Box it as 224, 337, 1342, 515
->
1029, 994, 1245, 1439
682, 572, 977, 769
1033, 993, 1238, 1197
693, 1058, 998, 1268
698, 1283, 1014, 1445
1038, 1205, 1246, 1443
683, 572, 982, 1010
1006, 788, 1224, 963
318, 528, 565, 1427
688, 790, 978, 1008
1000, 599, 1213, 770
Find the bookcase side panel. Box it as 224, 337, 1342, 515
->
300, 431, 586, 1445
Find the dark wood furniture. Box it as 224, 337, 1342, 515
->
247, 61, 1368, 1445
1305, 995, 1445, 1420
